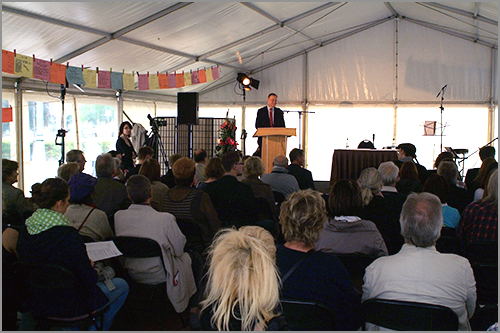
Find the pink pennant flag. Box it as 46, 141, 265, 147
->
33, 57, 50, 81
137, 72, 149, 90
98, 69, 111, 89
212, 66, 220, 80
191, 70, 200, 84
168, 73, 176, 88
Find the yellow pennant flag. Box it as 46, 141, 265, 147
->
183, 71, 192, 86
14, 53, 34, 78
205, 67, 213, 82
149, 73, 159, 90
123, 72, 135, 90
82, 68, 97, 88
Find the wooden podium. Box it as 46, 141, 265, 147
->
254, 128, 296, 173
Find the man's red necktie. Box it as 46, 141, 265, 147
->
269, 108, 273, 127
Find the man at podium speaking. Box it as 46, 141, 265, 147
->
254, 93, 286, 157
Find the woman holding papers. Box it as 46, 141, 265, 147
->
16, 177, 129, 330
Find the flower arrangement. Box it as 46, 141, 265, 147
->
215, 116, 238, 158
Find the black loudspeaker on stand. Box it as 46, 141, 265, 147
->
177, 92, 199, 125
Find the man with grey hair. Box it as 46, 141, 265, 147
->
114, 175, 197, 313
66, 149, 86, 172
261, 154, 300, 198
362, 192, 477, 330
93, 153, 131, 225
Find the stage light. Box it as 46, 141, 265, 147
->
237, 72, 259, 91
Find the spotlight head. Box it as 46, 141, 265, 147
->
242, 77, 251, 86
237, 73, 249, 84
237, 72, 259, 91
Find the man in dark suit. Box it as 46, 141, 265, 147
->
394, 143, 429, 185
287, 148, 315, 190
254, 93, 285, 156
201, 150, 258, 228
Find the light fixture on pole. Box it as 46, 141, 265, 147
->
237, 72, 259, 91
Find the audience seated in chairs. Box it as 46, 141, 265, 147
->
199, 226, 288, 331
241, 156, 279, 220
396, 161, 423, 195
276, 189, 362, 331
65, 172, 114, 242
2, 159, 33, 226
423, 174, 460, 229
362, 192, 477, 331
93, 153, 131, 230
57, 161, 81, 182
316, 179, 388, 258
161, 153, 183, 189
465, 145, 496, 195
438, 160, 472, 214
261, 155, 300, 199
16, 177, 129, 331
287, 148, 316, 190
358, 167, 404, 255
159, 157, 221, 255
458, 169, 498, 245
202, 151, 258, 228
199, 226, 287, 330
114, 175, 197, 315
138, 158, 169, 211
470, 157, 498, 202
196, 156, 225, 190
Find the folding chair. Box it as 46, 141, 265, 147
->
280, 298, 337, 331
14, 261, 108, 331
361, 298, 459, 331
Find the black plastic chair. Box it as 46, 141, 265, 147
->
334, 254, 376, 294
435, 227, 460, 254
462, 241, 498, 305
280, 298, 337, 331
14, 261, 108, 330
175, 217, 208, 254
361, 298, 459, 331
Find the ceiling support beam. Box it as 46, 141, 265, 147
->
384, 3, 400, 17
423, 2, 498, 26
404, 17, 498, 49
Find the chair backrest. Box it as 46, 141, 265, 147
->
280, 298, 337, 331
462, 241, 498, 265
254, 197, 277, 222
362, 298, 459, 331
436, 227, 460, 254
112, 236, 163, 259
175, 217, 206, 254
463, 241, 498, 305
333, 254, 376, 294
272, 191, 286, 205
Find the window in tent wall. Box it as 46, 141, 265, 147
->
396, 106, 492, 177
2, 91, 17, 161
76, 100, 116, 176
21, 92, 76, 193
306, 105, 394, 182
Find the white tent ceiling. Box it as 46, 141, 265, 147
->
2, 2, 498, 104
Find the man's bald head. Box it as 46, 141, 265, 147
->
273, 155, 288, 168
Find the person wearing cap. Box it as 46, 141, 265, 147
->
65, 172, 114, 242
394, 143, 429, 185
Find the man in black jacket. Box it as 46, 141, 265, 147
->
287, 148, 315, 190
254, 93, 285, 156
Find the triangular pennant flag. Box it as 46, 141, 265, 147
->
33, 57, 50, 81
14, 53, 33, 78
82, 68, 97, 88
123, 72, 135, 90
50, 61, 66, 85
2, 50, 15, 74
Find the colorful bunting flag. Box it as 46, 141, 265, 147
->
158, 73, 169, 89
122, 72, 135, 90
66, 66, 86, 85
168, 73, 177, 88
110, 71, 123, 90
183, 71, 192, 87
14, 54, 33, 78
50, 61, 66, 85
198, 68, 207, 83
2, 107, 13, 123
2, 50, 15, 74
82, 68, 97, 88
176, 72, 184, 88
33, 57, 50, 81
212, 66, 220, 80
149, 73, 159, 90
206, 67, 213, 82
97, 69, 111, 89
137, 73, 149, 90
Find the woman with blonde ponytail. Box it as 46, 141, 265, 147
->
357, 167, 383, 206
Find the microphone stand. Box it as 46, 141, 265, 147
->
436, 85, 447, 153
283, 110, 315, 149
55, 84, 68, 166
